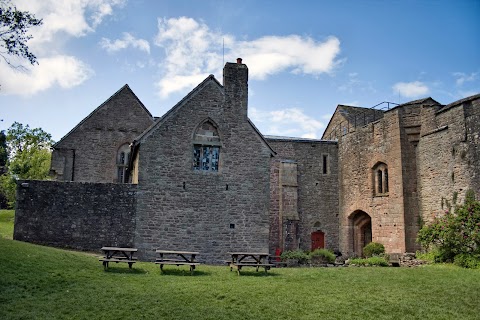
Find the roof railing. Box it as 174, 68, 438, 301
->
324, 101, 399, 141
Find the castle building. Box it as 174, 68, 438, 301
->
14, 60, 480, 262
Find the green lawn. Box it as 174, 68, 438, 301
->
0, 210, 14, 239
1, 212, 479, 319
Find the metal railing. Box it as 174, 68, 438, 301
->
324, 101, 399, 141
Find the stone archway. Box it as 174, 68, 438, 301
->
349, 210, 372, 257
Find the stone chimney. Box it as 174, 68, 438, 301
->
223, 58, 248, 119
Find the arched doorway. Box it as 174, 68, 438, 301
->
349, 211, 372, 256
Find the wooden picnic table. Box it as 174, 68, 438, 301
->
99, 247, 138, 270
155, 250, 200, 274
228, 252, 275, 275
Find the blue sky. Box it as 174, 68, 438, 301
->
1, 0, 479, 141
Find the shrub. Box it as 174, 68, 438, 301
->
309, 249, 336, 263
363, 242, 385, 258
417, 199, 480, 264
280, 250, 309, 264
349, 256, 389, 267
454, 253, 480, 269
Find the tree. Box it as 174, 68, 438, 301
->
0, 122, 54, 208
0, 0, 42, 67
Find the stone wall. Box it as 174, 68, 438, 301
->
267, 138, 339, 254
417, 95, 480, 223
51, 85, 154, 183
338, 108, 407, 255
14, 180, 136, 251
133, 63, 272, 264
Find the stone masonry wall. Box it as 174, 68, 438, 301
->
338, 109, 407, 255
418, 96, 480, 224
134, 64, 272, 264
267, 139, 339, 254
51, 85, 154, 183
14, 180, 136, 251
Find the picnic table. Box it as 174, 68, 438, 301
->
228, 252, 275, 275
155, 250, 200, 274
99, 247, 137, 270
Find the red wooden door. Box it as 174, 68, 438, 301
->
311, 231, 325, 250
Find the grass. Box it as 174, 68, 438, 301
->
1, 214, 479, 319
0, 210, 14, 239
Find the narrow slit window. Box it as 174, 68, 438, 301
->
377, 170, 383, 194
384, 169, 388, 193
323, 155, 328, 174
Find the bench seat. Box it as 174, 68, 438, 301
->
155, 261, 200, 266
99, 258, 136, 270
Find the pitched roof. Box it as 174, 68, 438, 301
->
132, 75, 223, 144
53, 84, 152, 148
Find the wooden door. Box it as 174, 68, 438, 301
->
311, 231, 325, 250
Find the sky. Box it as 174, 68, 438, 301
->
1, 0, 479, 142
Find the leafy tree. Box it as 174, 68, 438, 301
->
417, 194, 480, 267
0, 0, 42, 67
0, 122, 54, 208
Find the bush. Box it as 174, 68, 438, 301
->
349, 256, 389, 267
280, 250, 309, 264
454, 253, 480, 269
417, 198, 480, 265
363, 242, 385, 258
309, 249, 336, 263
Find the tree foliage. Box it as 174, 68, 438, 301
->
0, 0, 42, 66
417, 194, 480, 267
0, 122, 54, 208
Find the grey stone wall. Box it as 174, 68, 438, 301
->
417, 95, 480, 224
14, 180, 136, 251
134, 63, 272, 264
51, 85, 154, 183
267, 138, 339, 253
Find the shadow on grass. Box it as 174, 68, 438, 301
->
232, 270, 279, 277
103, 267, 148, 274
156, 268, 211, 276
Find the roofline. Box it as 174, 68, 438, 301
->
437, 93, 480, 114
53, 84, 153, 148
321, 104, 367, 139
265, 135, 337, 144
247, 119, 276, 155
132, 74, 223, 146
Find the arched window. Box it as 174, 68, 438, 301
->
373, 162, 388, 196
117, 143, 130, 183
192, 120, 221, 172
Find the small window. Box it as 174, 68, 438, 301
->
322, 155, 328, 174
117, 144, 130, 183
373, 162, 389, 196
193, 145, 219, 171
192, 120, 221, 172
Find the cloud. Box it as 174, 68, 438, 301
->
453, 72, 478, 86
392, 81, 429, 98
154, 17, 342, 98
2, 0, 124, 95
100, 32, 150, 53
250, 107, 325, 139
0, 55, 93, 95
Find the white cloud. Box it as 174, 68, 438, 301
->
392, 81, 429, 98
154, 17, 342, 98
2, 0, 124, 95
0, 55, 93, 95
250, 107, 325, 139
453, 72, 478, 86
100, 32, 150, 54
14, 0, 125, 46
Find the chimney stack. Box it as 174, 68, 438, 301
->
223, 58, 248, 119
